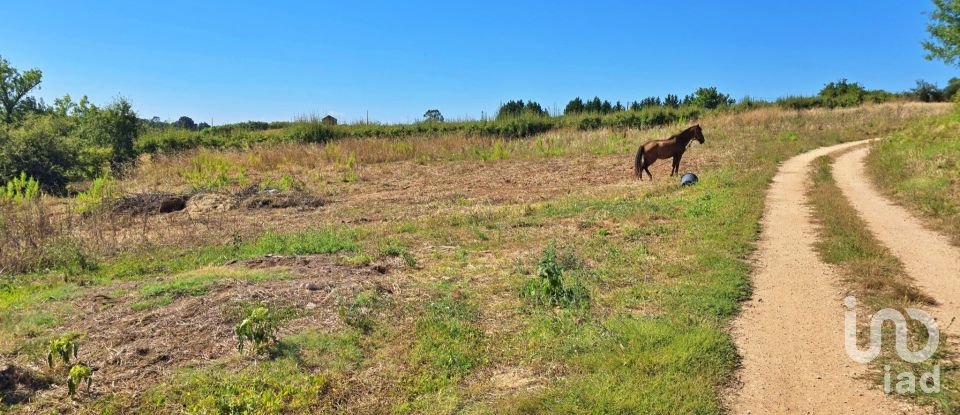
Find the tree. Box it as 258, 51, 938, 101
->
664, 94, 681, 108
600, 100, 613, 114
943, 77, 960, 99
198, 121, 211, 130
0, 55, 43, 123
0, 115, 80, 194
423, 109, 444, 122
174, 115, 197, 130
77, 98, 139, 173
564, 97, 585, 115
912, 80, 944, 102
818, 79, 866, 108
684, 87, 735, 109
496, 99, 548, 119
924, 0, 960, 66
584, 96, 603, 113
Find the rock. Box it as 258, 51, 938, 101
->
305, 302, 317, 310
302, 282, 321, 291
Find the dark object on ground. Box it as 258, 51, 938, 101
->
681, 172, 699, 186
114, 192, 189, 215
0, 364, 54, 405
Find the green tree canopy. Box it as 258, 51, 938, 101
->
423, 109, 444, 122
684, 87, 734, 109
0, 55, 43, 123
924, 0, 960, 66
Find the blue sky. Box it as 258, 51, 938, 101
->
3, 1, 956, 124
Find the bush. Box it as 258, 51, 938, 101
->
2, 172, 40, 202
520, 243, 590, 308
235, 306, 280, 354
73, 175, 117, 215
0, 116, 81, 194
819, 79, 866, 108
777, 96, 822, 110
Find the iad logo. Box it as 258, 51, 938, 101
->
843, 296, 940, 394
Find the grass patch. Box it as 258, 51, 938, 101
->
139, 358, 335, 414
131, 267, 292, 311
866, 113, 960, 245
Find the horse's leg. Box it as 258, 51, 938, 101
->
644, 159, 654, 180
673, 153, 684, 176
671, 156, 678, 176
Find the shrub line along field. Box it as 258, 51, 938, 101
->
0, 103, 951, 413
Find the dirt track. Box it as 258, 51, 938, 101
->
730, 140, 919, 414
833, 147, 960, 344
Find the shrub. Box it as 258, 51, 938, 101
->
47, 336, 79, 368
74, 174, 117, 215
67, 363, 92, 397
818, 79, 866, 108
0, 115, 80, 194
777, 96, 822, 110
521, 243, 590, 308
2, 171, 40, 202
235, 306, 280, 354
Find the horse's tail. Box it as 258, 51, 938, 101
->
634, 146, 644, 178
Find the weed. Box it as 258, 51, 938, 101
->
2, 172, 41, 202
337, 290, 382, 333
47, 335, 79, 368
521, 243, 590, 308
382, 240, 417, 267
73, 175, 117, 215
67, 363, 92, 397
235, 306, 280, 355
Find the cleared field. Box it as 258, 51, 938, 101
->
0, 103, 947, 414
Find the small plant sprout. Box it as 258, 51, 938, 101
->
235, 306, 279, 354
47, 336, 79, 368
67, 363, 92, 397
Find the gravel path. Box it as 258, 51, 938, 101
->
834, 146, 960, 344
729, 140, 919, 414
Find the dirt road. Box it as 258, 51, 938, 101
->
729, 140, 917, 414
833, 147, 960, 342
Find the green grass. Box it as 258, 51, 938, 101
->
131, 268, 293, 311
139, 358, 335, 414
808, 155, 957, 411
396, 288, 485, 414
866, 113, 960, 245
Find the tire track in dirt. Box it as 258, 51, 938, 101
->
729, 140, 918, 414
833, 147, 960, 343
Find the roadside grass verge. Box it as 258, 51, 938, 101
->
866, 113, 960, 245
809, 155, 957, 411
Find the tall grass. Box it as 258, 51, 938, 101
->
866, 113, 960, 244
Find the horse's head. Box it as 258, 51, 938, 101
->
689, 124, 705, 144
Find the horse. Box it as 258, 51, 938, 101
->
634, 124, 705, 181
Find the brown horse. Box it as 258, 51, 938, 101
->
634, 124, 705, 180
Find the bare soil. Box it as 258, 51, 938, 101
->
13, 254, 404, 412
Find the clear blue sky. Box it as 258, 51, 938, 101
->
3, 1, 956, 124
